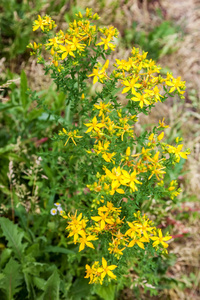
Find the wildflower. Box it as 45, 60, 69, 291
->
148, 86, 163, 102
157, 131, 164, 141
167, 144, 190, 163
59, 128, 82, 146
125, 222, 137, 238
168, 180, 181, 199
121, 169, 142, 192
110, 180, 125, 195
166, 75, 185, 94
134, 220, 154, 241
78, 234, 98, 251
104, 166, 123, 183
46, 37, 62, 48
33, 15, 45, 31
131, 92, 150, 108
93, 101, 111, 116
151, 229, 172, 248
127, 236, 148, 249
84, 264, 94, 283
88, 60, 109, 84
84, 116, 105, 133
88, 66, 103, 84
66, 212, 86, 243
108, 241, 125, 258
148, 163, 166, 181
58, 44, 75, 59
157, 118, 170, 129
50, 208, 57, 215
102, 152, 116, 163
98, 257, 117, 282
91, 211, 114, 230
96, 36, 115, 51
57, 205, 64, 215
122, 77, 141, 94
66, 36, 86, 52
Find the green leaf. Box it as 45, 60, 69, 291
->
94, 283, 116, 300
0, 217, 26, 260
42, 269, 60, 300
0, 258, 23, 300
0, 144, 16, 155
27, 108, 43, 121
0, 249, 12, 268
23, 271, 36, 299
32, 277, 46, 291
0, 103, 20, 112
23, 262, 49, 276
44, 246, 75, 255
69, 278, 91, 300
20, 70, 29, 110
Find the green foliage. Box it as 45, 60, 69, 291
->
0, 258, 23, 300
124, 20, 182, 60
94, 284, 116, 300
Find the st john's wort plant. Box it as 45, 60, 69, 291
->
28, 8, 190, 292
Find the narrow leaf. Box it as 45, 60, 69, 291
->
20, 70, 29, 110
42, 269, 60, 300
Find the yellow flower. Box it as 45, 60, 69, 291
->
122, 77, 141, 94
127, 236, 148, 249
125, 222, 137, 238
98, 257, 117, 281
166, 76, 185, 94
96, 36, 115, 51
151, 229, 172, 248
66, 36, 86, 52
58, 44, 75, 59
93, 101, 111, 116
84, 264, 94, 283
33, 15, 45, 31
134, 220, 154, 241
147, 86, 163, 102
67, 225, 85, 244
167, 144, 190, 162
157, 118, 170, 129
78, 235, 97, 252
131, 92, 150, 108
121, 169, 142, 192
110, 180, 125, 195
46, 37, 62, 48
148, 163, 166, 181
157, 131, 164, 141
88, 60, 109, 84
102, 152, 116, 163
84, 116, 105, 133
91, 211, 114, 230
59, 128, 82, 146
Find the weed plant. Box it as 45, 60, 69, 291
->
0, 8, 190, 300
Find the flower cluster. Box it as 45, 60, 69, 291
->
32, 15, 56, 32
85, 257, 117, 284
50, 203, 64, 216
29, 8, 118, 69
64, 205, 172, 284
